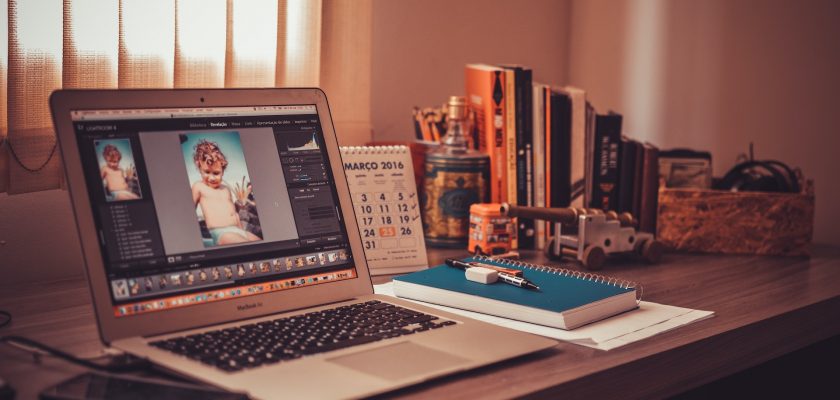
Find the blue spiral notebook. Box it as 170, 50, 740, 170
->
393, 256, 641, 330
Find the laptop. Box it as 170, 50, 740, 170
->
50, 88, 555, 399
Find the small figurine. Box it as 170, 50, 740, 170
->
467, 203, 517, 256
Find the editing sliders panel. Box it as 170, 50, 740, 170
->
289, 184, 342, 239
283, 153, 328, 183
276, 127, 344, 243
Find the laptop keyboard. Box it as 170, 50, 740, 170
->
149, 300, 456, 372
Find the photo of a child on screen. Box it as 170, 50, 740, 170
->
181, 132, 262, 248
96, 139, 141, 201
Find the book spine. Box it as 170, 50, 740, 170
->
617, 137, 637, 214
532, 84, 546, 250
584, 101, 596, 208
591, 114, 622, 211
639, 143, 660, 233
566, 88, 586, 209
631, 140, 645, 220
504, 69, 517, 207
543, 87, 552, 243
465, 66, 506, 203
548, 91, 571, 211
516, 69, 534, 249
503, 69, 517, 248
494, 72, 506, 203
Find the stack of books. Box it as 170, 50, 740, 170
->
465, 64, 660, 249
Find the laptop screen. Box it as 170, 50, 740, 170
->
70, 105, 357, 318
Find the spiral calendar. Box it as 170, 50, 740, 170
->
340, 146, 428, 275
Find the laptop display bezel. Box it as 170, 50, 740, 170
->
50, 88, 374, 343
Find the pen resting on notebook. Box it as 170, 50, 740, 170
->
445, 258, 521, 276
445, 258, 540, 291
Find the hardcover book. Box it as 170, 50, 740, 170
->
546, 90, 571, 211
558, 86, 587, 209
502, 68, 518, 249
591, 113, 623, 211
532, 83, 548, 249
618, 136, 639, 214
639, 142, 660, 233
466, 64, 508, 203
500, 65, 534, 249
631, 139, 645, 219
584, 101, 596, 208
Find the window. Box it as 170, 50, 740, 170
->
0, 0, 371, 194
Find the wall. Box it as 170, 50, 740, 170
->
0, 190, 85, 284
371, 0, 571, 141
569, 0, 840, 245
1, 0, 572, 285
5, 0, 839, 286
322, 0, 373, 146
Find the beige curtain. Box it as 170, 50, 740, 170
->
0, 0, 371, 195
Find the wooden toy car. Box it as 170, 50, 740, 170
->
468, 203, 517, 255
500, 203, 664, 270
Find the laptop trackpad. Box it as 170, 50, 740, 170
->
327, 341, 470, 381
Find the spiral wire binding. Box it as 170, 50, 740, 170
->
474, 255, 644, 305
340, 145, 408, 154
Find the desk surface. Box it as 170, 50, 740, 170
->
2, 247, 840, 399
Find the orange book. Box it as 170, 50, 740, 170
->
465, 64, 507, 203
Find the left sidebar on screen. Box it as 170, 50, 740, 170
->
76, 128, 168, 279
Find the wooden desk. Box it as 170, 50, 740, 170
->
2, 247, 840, 399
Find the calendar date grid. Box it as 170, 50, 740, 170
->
352, 190, 420, 251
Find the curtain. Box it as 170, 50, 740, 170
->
0, 0, 371, 195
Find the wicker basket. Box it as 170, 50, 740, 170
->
656, 182, 814, 256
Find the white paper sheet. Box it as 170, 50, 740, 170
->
374, 282, 714, 351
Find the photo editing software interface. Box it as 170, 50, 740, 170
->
71, 105, 357, 317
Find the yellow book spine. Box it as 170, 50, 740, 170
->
504, 69, 517, 248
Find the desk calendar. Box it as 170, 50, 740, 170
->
340, 146, 428, 275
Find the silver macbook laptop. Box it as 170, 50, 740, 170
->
50, 88, 555, 399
